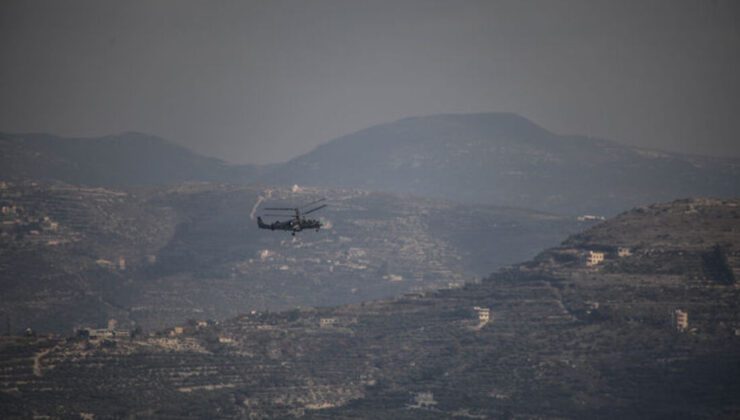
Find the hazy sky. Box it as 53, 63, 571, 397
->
1, 0, 739, 164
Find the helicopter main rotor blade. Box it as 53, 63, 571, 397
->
262, 214, 293, 217
263, 207, 296, 211
300, 198, 326, 209
303, 204, 327, 215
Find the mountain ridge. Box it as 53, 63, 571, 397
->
3, 112, 739, 216
0, 131, 260, 186
265, 113, 740, 215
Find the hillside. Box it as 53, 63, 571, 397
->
0, 132, 259, 186
1, 198, 738, 418
0, 181, 587, 333
265, 113, 740, 215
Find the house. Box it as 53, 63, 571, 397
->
319, 317, 338, 328
411, 392, 437, 408
585, 301, 600, 315
586, 251, 605, 267
617, 247, 632, 257
474, 306, 491, 324
673, 309, 688, 332
577, 215, 605, 222
78, 321, 130, 340
383, 274, 404, 282
1, 205, 17, 215
81, 328, 114, 339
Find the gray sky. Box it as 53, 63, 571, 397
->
1, 0, 739, 164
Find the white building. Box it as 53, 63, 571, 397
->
319, 317, 338, 328
474, 306, 491, 324
673, 309, 688, 332
577, 215, 606, 222
617, 247, 632, 257
411, 392, 438, 408
586, 251, 605, 267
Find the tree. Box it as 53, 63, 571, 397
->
702, 244, 735, 285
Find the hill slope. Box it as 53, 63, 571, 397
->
0, 132, 259, 186
1, 198, 738, 418
0, 182, 588, 333
266, 113, 740, 215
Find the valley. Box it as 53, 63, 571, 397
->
1, 198, 738, 418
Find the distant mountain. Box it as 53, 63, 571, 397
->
265, 113, 740, 215
0, 132, 260, 186
7, 114, 737, 217
3, 198, 739, 418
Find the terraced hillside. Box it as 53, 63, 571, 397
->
0, 181, 586, 333
1, 198, 738, 418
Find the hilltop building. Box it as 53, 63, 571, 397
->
78, 320, 130, 340
577, 215, 605, 222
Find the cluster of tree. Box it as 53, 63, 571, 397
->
702, 244, 736, 285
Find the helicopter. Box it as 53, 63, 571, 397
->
257, 198, 327, 235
